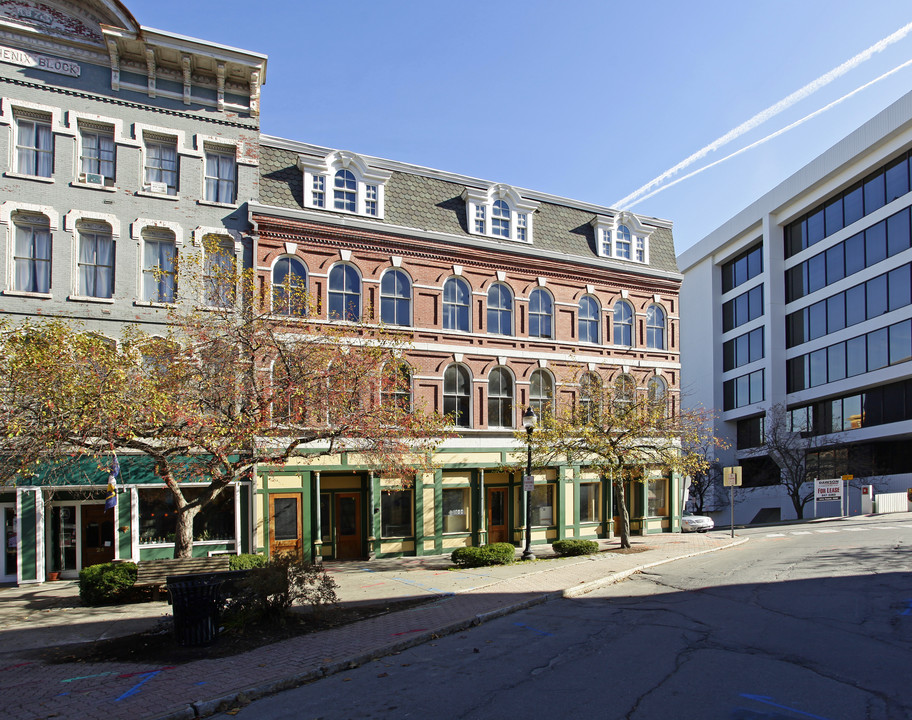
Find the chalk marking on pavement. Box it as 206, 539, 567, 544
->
62, 671, 114, 683
741, 693, 833, 720
0, 662, 32, 672
391, 628, 428, 636
514, 622, 553, 637
900, 599, 912, 616
114, 669, 170, 702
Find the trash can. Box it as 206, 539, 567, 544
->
167, 574, 225, 646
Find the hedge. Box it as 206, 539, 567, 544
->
551, 539, 600, 557
451, 542, 516, 568
78, 561, 138, 605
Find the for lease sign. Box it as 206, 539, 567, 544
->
815, 478, 843, 502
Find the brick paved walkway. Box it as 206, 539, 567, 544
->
0, 532, 745, 720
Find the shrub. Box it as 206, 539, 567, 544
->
224, 554, 338, 625
229, 553, 266, 571
78, 562, 137, 605
552, 539, 599, 557
451, 542, 516, 568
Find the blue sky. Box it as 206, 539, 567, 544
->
126, 1, 912, 255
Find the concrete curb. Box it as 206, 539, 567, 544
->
158, 536, 748, 719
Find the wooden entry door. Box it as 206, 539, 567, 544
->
80, 504, 114, 568
487, 488, 508, 544
335, 493, 362, 560
270, 494, 303, 558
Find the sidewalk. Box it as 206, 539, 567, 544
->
0, 532, 745, 720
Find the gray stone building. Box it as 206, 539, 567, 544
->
0, 1, 265, 584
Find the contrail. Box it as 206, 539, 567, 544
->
625, 57, 912, 210
613, 21, 912, 209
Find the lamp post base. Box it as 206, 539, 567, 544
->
521, 548, 536, 561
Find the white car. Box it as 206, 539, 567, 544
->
681, 512, 714, 533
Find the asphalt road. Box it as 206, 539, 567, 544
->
217, 515, 912, 720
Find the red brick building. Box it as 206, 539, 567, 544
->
249, 138, 683, 560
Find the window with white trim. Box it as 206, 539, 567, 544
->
530, 368, 554, 418
443, 277, 471, 332
79, 125, 115, 183
203, 236, 235, 308
444, 364, 471, 427
380, 269, 411, 326
463, 185, 538, 244
592, 214, 653, 264
328, 263, 361, 321
143, 135, 178, 195
204, 149, 237, 204
16, 115, 53, 177
646, 305, 666, 350
142, 228, 177, 302
487, 367, 514, 428
299, 151, 390, 218
578, 295, 600, 343
77, 221, 114, 299
529, 288, 553, 339
13, 213, 51, 293
613, 300, 633, 346
272, 256, 308, 316
487, 282, 513, 335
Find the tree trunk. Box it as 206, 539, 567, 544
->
173, 504, 200, 559
614, 479, 631, 549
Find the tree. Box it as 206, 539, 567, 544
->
518, 377, 717, 548
0, 243, 448, 557
681, 419, 730, 515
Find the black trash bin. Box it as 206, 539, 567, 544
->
167, 574, 225, 646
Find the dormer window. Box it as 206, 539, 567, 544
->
298, 150, 391, 219
463, 184, 538, 244
591, 212, 653, 264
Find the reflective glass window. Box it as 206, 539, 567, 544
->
846, 336, 867, 377
824, 198, 843, 235
843, 184, 864, 226
844, 232, 865, 276
866, 274, 888, 318
809, 348, 827, 387
825, 244, 845, 284
806, 209, 825, 246
807, 301, 827, 341
888, 265, 911, 311
865, 221, 887, 267
845, 284, 866, 327
886, 156, 910, 203
864, 172, 885, 214
889, 320, 912, 365
867, 327, 888, 371
807, 253, 826, 293
887, 207, 911, 257
828, 343, 846, 382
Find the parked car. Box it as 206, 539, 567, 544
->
681, 512, 714, 533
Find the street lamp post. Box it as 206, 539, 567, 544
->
522, 406, 537, 561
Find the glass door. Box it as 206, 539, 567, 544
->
2, 506, 16, 581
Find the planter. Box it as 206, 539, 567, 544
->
47, 571, 60, 581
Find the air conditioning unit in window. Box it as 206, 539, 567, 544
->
83, 172, 104, 185
145, 181, 168, 194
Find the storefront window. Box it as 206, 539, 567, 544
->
442, 488, 470, 533
647, 478, 668, 516
381, 489, 413, 537
579, 483, 600, 523
139, 487, 235, 544
320, 493, 332, 544
531, 484, 554, 526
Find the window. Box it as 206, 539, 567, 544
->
16, 116, 53, 177
142, 230, 176, 302
139, 487, 235, 544
614, 373, 635, 410
444, 364, 471, 427
79, 127, 114, 181
380, 269, 411, 326
723, 369, 764, 410
615, 225, 631, 259
529, 288, 553, 338
13, 215, 51, 293
380, 489, 413, 537
312, 175, 325, 207
721, 243, 762, 293
647, 477, 667, 516
530, 369, 554, 418
722, 285, 763, 332
271, 360, 304, 424
474, 205, 486, 234
613, 301, 633, 346
381, 362, 412, 411
646, 305, 666, 350
334, 169, 356, 212
578, 372, 601, 423
328, 264, 361, 321
205, 150, 236, 204
487, 367, 514, 428
517, 213, 528, 242
203, 237, 235, 308
272, 257, 308, 315
487, 283, 513, 335
724, 327, 764, 369
579, 483, 601, 522
443, 277, 470, 331
77, 222, 114, 298
530, 484, 554, 526
578, 296, 600, 343
737, 416, 764, 449
647, 376, 667, 414
492, 200, 510, 238
442, 488, 470, 533
144, 137, 178, 194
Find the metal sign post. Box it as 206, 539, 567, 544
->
841, 475, 853, 517
722, 466, 742, 538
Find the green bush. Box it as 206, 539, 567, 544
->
78, 562, 137, 605
229, 553, 266, 571
552, 539, 600, 557
451, 542, 516, 568
224, 554, 338, 625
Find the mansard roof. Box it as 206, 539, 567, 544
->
257, 136, 680, 279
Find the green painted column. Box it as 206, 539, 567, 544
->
117, 492, 132, 560
558, 465, 569, 540
19, 490, 38, 582
433, 469, 442, 555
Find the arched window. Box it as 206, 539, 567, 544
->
381, 362, 412, 410
272, 257, 308, 316
578, 296, 600, 344
444, 364, 471, 428
646, 305, 666, 350
529, 289, 553, 339
616, 225, 632, 259
443, 277, 470, 332
380, 269, 412, 326
328, 264, 361, 321
530, 369, 554, 417
613, 301, 633, 347
492, 199, 510, 238
334, 169, 356, 212
579, 372, 601, 424
614, 373, 635, 411
647, 376, 668, 416
487, 283, 513, 335
487, 367, 514, 428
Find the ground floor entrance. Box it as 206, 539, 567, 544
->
2, 505, 16, 582
486, 487, 508, 543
